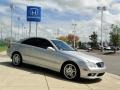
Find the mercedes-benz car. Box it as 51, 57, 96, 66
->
7, 37, 106, 80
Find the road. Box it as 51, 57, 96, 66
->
80, 50, 120, 76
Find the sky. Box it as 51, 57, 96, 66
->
0, 0, 120, 41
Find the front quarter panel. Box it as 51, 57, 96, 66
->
59, 51, 86, 70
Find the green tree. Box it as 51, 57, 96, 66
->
110, 24, 120, 53
89, 32, 98, 49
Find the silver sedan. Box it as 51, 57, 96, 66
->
7, 37, 106, 80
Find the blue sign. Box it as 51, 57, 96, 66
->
27, 6, 41, 22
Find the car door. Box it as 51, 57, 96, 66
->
28, 38, 62, 71
21, 38, 63, 71
42, 49, 64, 71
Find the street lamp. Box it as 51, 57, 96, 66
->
17, 17, 20, 40
10, 3, 14, 42
56, 28, 60, 37
21, 23, 24, 38
24, 27, 28, 38
0, 23, 3, 40
72, 23, 77, 49
97, 6, 107, 52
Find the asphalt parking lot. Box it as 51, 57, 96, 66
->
0, 51, 120, 90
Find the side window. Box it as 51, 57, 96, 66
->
21, 38, 34, 45
37, 39, 53, 49
22, 38, 53, 49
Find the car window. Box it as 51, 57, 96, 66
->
22, 38, 53, 49
51, 40, 75, 51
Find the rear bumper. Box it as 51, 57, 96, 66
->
80, 67, 106, 79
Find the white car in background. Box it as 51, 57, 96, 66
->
7, 37, 106, 80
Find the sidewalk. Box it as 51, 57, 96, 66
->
0, 51, 120, 90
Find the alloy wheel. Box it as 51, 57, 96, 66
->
63, 64, 77, 80
12, 54, 21, 66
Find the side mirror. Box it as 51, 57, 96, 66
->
47, 47, 55, 51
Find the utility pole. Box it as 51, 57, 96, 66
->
72, 23, 77, 49
97, 6, 106, 52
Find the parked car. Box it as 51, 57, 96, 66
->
110, 46, 120, 51
104, 46, 111, 50
98, 45, 111, 51
7, 37, 106, 80
80, 43, 92, 51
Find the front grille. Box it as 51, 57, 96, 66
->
96, 62, 104, 68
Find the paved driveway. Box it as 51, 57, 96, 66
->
0, 55, 120, 90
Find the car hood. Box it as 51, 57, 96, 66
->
62, 51, 102, 63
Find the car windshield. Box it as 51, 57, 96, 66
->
51, 40, 75, 51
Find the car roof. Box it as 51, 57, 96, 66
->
18, 37, 49, 43
18, 37, 61, 43
18, 37, 62, 43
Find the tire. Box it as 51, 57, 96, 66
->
61, 62, 80, 80
12, 53, 22, 66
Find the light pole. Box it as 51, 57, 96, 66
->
17, 17, 20, 40
22, 23, 24, 38
0, 23, 3, 40
29, 22, 31, 37
56, 28, 60, 37
97, 6, 106, 52
10, 3, 14, 42
72, 23, 77, 49
24, 27, 28, 38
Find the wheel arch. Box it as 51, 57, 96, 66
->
11, 51, 22, 59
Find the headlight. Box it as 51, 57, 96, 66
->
86, 62, 97, 68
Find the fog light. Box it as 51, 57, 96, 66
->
88, 73, 96, 76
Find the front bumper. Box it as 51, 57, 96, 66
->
80, 67, 106, 79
